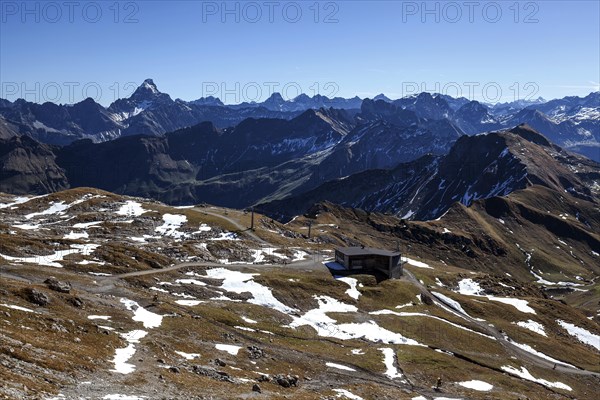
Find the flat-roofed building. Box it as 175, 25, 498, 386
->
334, 246, 402, 279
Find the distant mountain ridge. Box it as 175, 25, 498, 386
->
259, 124, 600, 222
0, 79, 597, 161
0, 104, 468, 206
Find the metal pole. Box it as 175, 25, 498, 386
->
251, 207, 255, 231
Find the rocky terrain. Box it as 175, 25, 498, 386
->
0, 187, 599, 399
0, 103, 462, 206
1, 80, 597, 160
0, 83, 598, 400
0, 80, 301, 145
261, 125, 600, 221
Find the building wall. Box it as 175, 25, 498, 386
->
334, 250, 403, 278
348, 254, 390, 270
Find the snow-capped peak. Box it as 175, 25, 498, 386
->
141, 79, 158, 94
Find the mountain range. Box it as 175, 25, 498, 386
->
259, 124, 600, 221
0, 79, 598, 227
0, 79, 597, 161
1, 86, 599, 400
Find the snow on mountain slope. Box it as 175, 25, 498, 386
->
261, 124, 600, 222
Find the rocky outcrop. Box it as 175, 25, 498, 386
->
0, 136, 69, 194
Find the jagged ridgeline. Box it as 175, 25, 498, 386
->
1, 81, 599, 212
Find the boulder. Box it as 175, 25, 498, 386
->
23, 288, 50, 306
67, 296, 83, 308
247, 345, 264, 359
420, 292, 434, 305
274, 374, 299, 388
44, 277, 72, 293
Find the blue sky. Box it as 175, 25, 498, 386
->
1, 0, 598, 105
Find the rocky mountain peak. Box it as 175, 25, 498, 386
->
508, 123, 553, 147
373, 93, 392, 102
131, 78, 162, 99
264, 92, 285, 104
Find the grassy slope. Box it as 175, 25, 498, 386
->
0, 187, 599, 399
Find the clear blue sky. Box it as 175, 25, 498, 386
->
1, 0, 598, 105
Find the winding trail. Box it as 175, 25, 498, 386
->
106, 203, 600, 379
5, 202, 597, 387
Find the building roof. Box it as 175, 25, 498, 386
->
335, 247, 400, 257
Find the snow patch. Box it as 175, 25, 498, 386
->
88, 315, 111, 320
333, 388, 363, 399
175, 351, 201, 360
215, 344, 241, 355
457, 278, 484, 295
378, 348, 403, 379
175, 300, 204, 306
515, 320, 547, 337
456, 279, 535, 314
500, 365, 572, 391
116, 201, 147, 217
326, 362, 356, 372
64, 231, 89, 240
13, 223, 41, 230
487, 297, 535, 314
1, 303, 37, 313
205, 268, 296, 314
402, 256, 432, 269
0, 244, 99, 268
25, 201, 69, 219
290, 296, 422, 345
155, 214, 188, 239
458, 380, 493, 391
557, 320, 600, 351
120, 299, 163, 329
432, 292, 468, 315
73, 221, 103, 229
336, 277, 361, 300
111, 330, 148, 374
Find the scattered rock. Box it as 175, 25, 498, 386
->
257, 374, 271, 383
214, 358, 226, 367
191, 365, 234, 383
50, 323, 68, 333
67, 296, 83, 308
169, 366, 180, 373
222, 333, 235, 340
22, 288, 50, 306
247, 345, 264, 359
44, 277, 71, 293
252, 383, 261, 393
420, 292, 434, 305
274, 374, 299, 388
